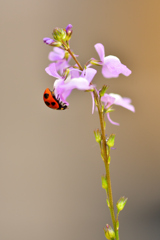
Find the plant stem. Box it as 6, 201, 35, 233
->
67, 48, 83, 71
94, 91, 118, 239
115, 214, 120, 240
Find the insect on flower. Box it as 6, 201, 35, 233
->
43, 88, 67, 110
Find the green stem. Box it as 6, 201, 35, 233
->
67, 48, 83, 71
100, 111, 116, 231
94, 91, 117, 239
115, 214, 120, 240
116, 230, 119, 240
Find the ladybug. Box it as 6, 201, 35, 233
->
43, 88, 67, 110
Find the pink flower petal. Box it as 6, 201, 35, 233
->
101, 93, 115, 106
81, 68, 97, 84
54, 79, 71, 102
64, 77, 92, 91
48, 47, 65, 61
107, 113, 119, 126
54, 76, 93, 103
102, 56, 132, 78
94, 43, 105, 63
91, 91, 95, 114
109, 93, 135, 112
45, 63, 61, 79
55, 60, 70, 74
122, 97, 132, 104
70, 68, 81, 78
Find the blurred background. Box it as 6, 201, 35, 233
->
1, 0, 160, 239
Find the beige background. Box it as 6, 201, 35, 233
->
1, 0, 160, 239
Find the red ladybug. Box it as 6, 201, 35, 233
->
43, 88, 67, 110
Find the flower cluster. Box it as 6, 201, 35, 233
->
43, 24, 135, 124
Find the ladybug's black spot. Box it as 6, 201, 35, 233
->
45, 101, 50, 106
44, 93, 49, 99
51, 102, 56, 106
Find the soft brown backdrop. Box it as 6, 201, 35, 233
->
1, 0, 160, 239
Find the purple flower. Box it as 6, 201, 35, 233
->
70, 67, 81, 78
66, 24, 73, 34
45, 62, 78, 80
48, 47, 65, 61
48, 47, 71, 74
43, 37, 54, 45
53, 68, 97, 105
45, 62, 62, 79
94, 43, 132, 78
101, 93, 135, 125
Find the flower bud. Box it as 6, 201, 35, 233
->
116, 197, 128, 212
53, 27, 67, 42
64, 51, 70, 60
66, 24, 73, 41
66, 24, 73, 34
101, 175, 108, 189
43, 37, 54, 45
99, 85, 109, 97
107, 134, 115, 148
104, 224, 115, 240
94, 129, 101, 144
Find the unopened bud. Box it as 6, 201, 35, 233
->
66, 24, 73, 41
53, 27, 66, 42
99, 85, 109, 97
66, 24, 73, 34
64, 51, 70, 60
107, 134, 115, 148
116, 197, 128, 212
104, 224, 115, 240
101, 175, 108, 189
43, 37, 54, 45
94, 129, 101, 144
